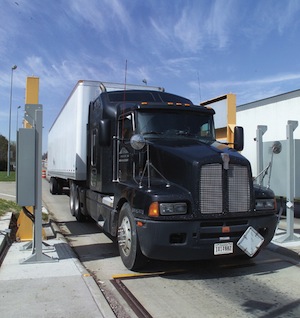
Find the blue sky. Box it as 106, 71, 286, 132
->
1, 0, 300, 153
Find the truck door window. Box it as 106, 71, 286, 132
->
119, 114, 133, 141
200, 123, 212, 137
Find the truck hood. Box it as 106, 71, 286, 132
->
147, 138, 250, 190
149, 138, 247, 165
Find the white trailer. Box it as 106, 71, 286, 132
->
48, 80, 102, 182
47, 80, 164, 193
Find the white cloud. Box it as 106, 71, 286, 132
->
69, 0, 132, 36
197, 71, 300, 105
69, 2, 105, 31
1, 0, 300, 148
204, 0, 235, 49
266, 0, 300, 34
242, 0, 300, 46
205, 72, 300, 90
174, 7, 204, 53
150, 18, 170, 42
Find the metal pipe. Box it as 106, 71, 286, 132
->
7, 65, 17, 176
256, 125, 267, 185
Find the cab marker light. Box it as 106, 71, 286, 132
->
137, 221, 144, 227
222, 226, 230, 233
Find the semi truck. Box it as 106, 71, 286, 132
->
48, 80, 278, 270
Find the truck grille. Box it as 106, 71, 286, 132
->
200, 164, 251, 214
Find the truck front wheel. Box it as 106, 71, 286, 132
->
70, 182, 85, 222
118, 203, 147, 270
69, 182, 76, 216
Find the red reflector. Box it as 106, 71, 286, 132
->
222, 226, 230, 233
137, 221, 144, 227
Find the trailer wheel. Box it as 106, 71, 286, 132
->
118, 203, 147, 270
50, 177, 59, 194
50, 177, 62, 195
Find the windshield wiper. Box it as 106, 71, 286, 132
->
175, 131, 194, 136
142, 131, 162, 135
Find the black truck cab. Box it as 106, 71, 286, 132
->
78, 90, 277, 270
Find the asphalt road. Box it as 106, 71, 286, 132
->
0, 182, 16, 200
2, 180, 300, 317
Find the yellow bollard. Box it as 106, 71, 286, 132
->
16, 206, 46, 241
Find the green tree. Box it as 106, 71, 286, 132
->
0, 135, 8, 171
0, 135, 16, 171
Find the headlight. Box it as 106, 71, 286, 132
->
160, 202, 187, 215
255, 198, 275, 211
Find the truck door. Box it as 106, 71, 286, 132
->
118, 114, 134, 182
90, 126, 98, 189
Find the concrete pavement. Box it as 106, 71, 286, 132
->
0, 218, 115, 318
0, 181, 115, 318
0, 181, 300, 317
270, 217, 300, 258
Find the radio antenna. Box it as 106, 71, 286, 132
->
123, 59, 127, 101
197, 71, 202, 101
122, 59, 128, 139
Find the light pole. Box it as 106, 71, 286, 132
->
7, 65, 17, 177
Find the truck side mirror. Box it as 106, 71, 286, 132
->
130, 134, 146, 150
234, 126, 244, 151
99, 119, 111, 146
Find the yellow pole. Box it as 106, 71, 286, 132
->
200, 93, 236, 144
16, 77, 46, 241
226, 93, 236, 145
23, 76, 39, 128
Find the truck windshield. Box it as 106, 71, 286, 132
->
136, 110, 215, 142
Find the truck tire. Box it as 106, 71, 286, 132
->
50, 178, 55, 194
50, 177, 63, 195
69, 182, 76, 216
74, 186, 85, 222
50, 177, 59, 194
70, 181, 85, 222
117, 203, 147, 270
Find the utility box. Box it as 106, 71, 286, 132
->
263, 139, 300, 199
16, 128, 36, 206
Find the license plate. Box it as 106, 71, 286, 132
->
214, 242, 233, 255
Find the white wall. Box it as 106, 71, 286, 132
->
237, 95, 300, 177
